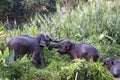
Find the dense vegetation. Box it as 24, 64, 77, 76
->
0, 0, 120, 80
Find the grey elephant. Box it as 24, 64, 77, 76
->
8, 33, 61, 67
48, 41, 100, 62
103, 57, 120, 78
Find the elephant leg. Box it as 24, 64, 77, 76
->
92, 54, 99, 62
13, 46, 20, 60
32, 49, 45, 68
14, 50, 20, 61
38, 53, 45, 67
82, 52, 91, 61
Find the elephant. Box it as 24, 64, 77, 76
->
48, 41, 100, 62
103, 57, 120, 78
8, 33, 61, 67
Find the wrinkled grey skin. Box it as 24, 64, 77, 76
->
8, 33, 61, 67
103, 57, 120, 78
49, 41, 99, 62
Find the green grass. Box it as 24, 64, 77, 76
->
0, 0, 120, 79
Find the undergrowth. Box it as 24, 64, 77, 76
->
0, 0, 120, 80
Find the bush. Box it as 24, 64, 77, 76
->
60, 59, 114, 80
0, 23, 6, 54
0, 0, 120, 79
0, 48, 114, 80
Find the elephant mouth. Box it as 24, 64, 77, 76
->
40, 44, 46, 47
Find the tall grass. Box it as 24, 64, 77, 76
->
17, 0, 120, 57
0, 0, 120, 79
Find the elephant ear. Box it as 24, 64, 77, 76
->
36, 34, 47, 47
66, 41, 71, 50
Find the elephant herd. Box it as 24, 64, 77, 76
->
7, 33, 120, 79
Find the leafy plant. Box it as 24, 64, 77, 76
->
0, 0, 120, 80
60, 59, 114, 80
0, 23, 6, 54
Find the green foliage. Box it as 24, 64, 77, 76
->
0, 48, 114, 80
0, 23, 6, 54
0, 0, 14, 22
36, 0, 120, 56
60, 59, 114, 80
0, 48, 32, 80
0, 0, 56, 26
0, 28, 5, 38
57, 0, 81, 9
0, 0, 120, 80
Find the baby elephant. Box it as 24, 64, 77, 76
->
49, 41, 99, 62
8, 33, 61, 67
103, 57, 120, 78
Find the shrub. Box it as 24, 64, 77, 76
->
60, 59, 114, 80
0, 48, 114, 80
0, 23, 6, 54
0, 0, 119, 79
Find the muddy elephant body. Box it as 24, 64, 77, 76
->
8, 33, 60, 67
103, 57, 120, 78
49, 41, 99, 62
